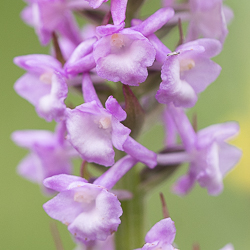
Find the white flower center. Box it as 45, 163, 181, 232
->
110, 33, 125, 48
39, 71, 54, 84
98, 116, 112, 129
179, 59, 195, 72
74, 191, 95, 203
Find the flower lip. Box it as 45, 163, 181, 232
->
179, 59, 196, 72
39, 71, 54, 84
110, 33, 125, 48
97, 116, 112, 130
93, 28, 156, 86
74, 190, 96, 204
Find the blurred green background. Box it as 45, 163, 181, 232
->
0, 0, 249, 249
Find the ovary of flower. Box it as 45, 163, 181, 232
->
39, 71, 54, 84
110, 33, 125, 48
98, 116, 112, 129
74, 191, 95, 204
179, 59, 195, 72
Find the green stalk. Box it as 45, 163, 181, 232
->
115, 166, 145, 249
125, 0, 145, 27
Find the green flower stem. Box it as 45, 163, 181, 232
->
115, 166, 145, 249
125, 0, 145, 27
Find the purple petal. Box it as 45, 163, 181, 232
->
177, 38, 222, 58
148, 34, 171, 63
131, 18, 171, 63
43, 189, 84, 225
35, 1, 81, 45
123, 137, 157, 168
14, 73, 51, 106
75, 234, 115, 250
37, 1, 65, 31
220, 244, 234, 250
111, 118, 131, 150
162, 107, 177, 147
110, 0, 128, 25
57, 12, 82, 46
37, 72, 68, 122
162, 0, 175, 8
35, 149, 72, 184
96, 22, 125, 37
180, 56, 221, 93
13, 127, 74, 192
65, 37, 97, 66
15, 146, 73, 190
68, 186, 122, 242
85, 0, 108, 9
66, 102, 115, 166
167, 104, 196, 151
196, 143, 223, 196
219, 143, 242, 176
141, 242, 175, 250
197, 122, 239, 148
223, 5, 234, 24
12, 130, 54, 148
21, 6, 34, 26
172, 168, 197, 195
94, 29, 156, 86
17, 153, 43, 183
43, 174, 87, 192
105, 96, 127, 121
54, 121, 67, 145
94, 155, 137, 190
14, 54, 62, 75
67, 0, 95, 9
132, 8, 175, 37
187, 0, 228, 43
82, 73, 102, 106
156, 56, 198, 108
145, 218, 176, 245
65, 53, 96, 77
52, 36, 76, 61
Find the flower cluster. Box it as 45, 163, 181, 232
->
13, 0, 240, 249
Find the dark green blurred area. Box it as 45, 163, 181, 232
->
0, 0, 249, 249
